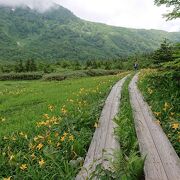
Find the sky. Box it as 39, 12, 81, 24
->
0, 0, 179, 32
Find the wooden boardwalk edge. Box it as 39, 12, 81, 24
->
129, 74, 180, 180
76, 75, 129, 180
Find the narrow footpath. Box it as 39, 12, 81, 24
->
76, 75, 128, 180
129, 74, 180, 180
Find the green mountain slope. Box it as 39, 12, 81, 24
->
0, 5, 180, 61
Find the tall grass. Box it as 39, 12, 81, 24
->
0, 73, 128, 179
138, 69, 180, 156
114, 75, 144, 180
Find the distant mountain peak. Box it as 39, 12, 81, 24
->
0, 5, 179, 62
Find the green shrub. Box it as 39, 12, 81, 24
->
0, 72, 43, 81
43, 70, 121, 81
86, 69, 119, 76
43, 73, 66, 81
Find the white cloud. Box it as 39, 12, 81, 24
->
0, 0, 179, 32
0, 0, 54, 11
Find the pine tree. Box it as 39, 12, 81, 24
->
153, 39, 173, 64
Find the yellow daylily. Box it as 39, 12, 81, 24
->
60, 136, 65, 142
172, 123, 179, 130
69, 135, 74, 141
20, 164, 28, 171
31, 153, 36, 160
3, 177, 11, 180
39, 158, 45, 167
37, 143, 43, 150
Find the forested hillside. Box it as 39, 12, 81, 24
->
0, 5, 180, 62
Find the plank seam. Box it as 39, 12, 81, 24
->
133, 88, 169, 180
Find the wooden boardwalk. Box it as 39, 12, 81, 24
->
129, 74, 180, 180
76, 76, 128, 180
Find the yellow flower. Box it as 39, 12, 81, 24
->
163, 102, 170, 111
43, 114, 49, 119
37, 143, 43, 150
57, 142, 61, 147
48, 104, 54, 111
34, 136, 39, 142
94, 122, 99, 128
61, 108, 67, 114
54, 132, 59, 137
31, 153, 36, 160
11, 136, 16, 141
164, 102, 170, 109
172, 123, 179, 130
63, 132, 68, 137
29, 143, 35, 150
9, 155, 15, 161
3, 177, 11, 180
19, 132, 28, 139
69, 135, 74, 141
147, 88, 153, 94
3, 136, 8, 140
1, 117, 6, 122
39, 158, 45, 167
20, 164, 28, 171
154, 112, 161, 116
37, 135, 44, 139
19, 132, 24, 136
69, 99, 74, 103
47, 140, 52, 144
60, 136, 65, 142
155, 120, 161, 125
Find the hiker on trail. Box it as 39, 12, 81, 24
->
134, 62, 138, 71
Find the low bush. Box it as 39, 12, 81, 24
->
86, 69, 119, 76
0, 72, 43, 81
43, 69, 121, 81
42, 73, 66, 81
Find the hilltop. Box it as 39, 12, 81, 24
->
0, 5, 180, 61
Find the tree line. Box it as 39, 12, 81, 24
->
0, 40, 179, 74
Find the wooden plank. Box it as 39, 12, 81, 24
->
76, 76, 128, 180
129, 74, 180, 180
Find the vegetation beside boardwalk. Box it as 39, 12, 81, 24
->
0, 73, 128, 179
114, 75, 144, 179
138, 68, 180, 156
75, 74, 144, 180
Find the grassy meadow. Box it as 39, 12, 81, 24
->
0, 72, 128, 179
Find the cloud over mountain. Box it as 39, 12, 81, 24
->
0, 0, 55, 12
0, 0, 179, 31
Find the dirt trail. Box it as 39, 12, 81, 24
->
129, 74, 180, 180
76, 75, 128, 180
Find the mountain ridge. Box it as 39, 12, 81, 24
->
0, 5, 180, 62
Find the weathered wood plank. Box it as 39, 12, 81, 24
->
129, 74, 180, 180
76, 76, 128, 180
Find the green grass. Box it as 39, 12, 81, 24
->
138, 69, 180, 156
114, 74, 144, 180
0, 73, 128, 179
